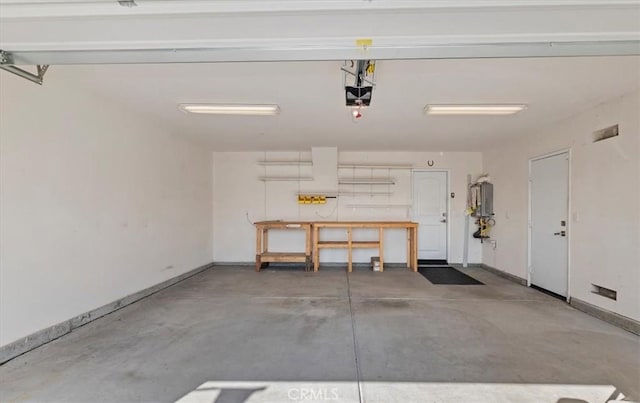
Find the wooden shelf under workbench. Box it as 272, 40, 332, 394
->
312, 221, 418, 272
318, 241, 381, 249
254, 221, 313, 272
254, 220, 418, 273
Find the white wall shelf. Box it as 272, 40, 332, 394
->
338, 191, 393, 196
296, 191, 338, 197
338, 164, 412, 170
259, 177, 314, 182
346, 204, 411, 209
258, 160, 313, 166
338, 178, 395, 185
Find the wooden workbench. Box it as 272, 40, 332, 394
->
312, 221, 418, 272
254, 221, 313, 271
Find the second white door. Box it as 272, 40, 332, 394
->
530, 152, 570, 297
413, 171, 448, 261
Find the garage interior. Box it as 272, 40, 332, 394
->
0, 1, 639, 402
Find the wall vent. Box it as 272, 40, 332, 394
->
592, 124, 619, 143
591, 284, 617, 300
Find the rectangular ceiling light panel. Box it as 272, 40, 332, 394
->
179, 104, 280, 115
425, 105, 526, 116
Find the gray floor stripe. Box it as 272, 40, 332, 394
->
346, 270, 365, 403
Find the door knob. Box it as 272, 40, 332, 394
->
440, 219, 447, 223
553, 231, 566, 237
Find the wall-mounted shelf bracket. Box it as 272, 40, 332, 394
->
0, 51, 49, 85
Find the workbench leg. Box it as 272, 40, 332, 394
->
412, 227, 418, 272
409, 228, 414, 272
379, 227, 384, 272
256, 227, 263, 255
263, 229, 269, 252
347, 227, 353, 273
305, 226, 311, 272
406, 228, 411, 269
313, 225, 319, 272
255, 226, 263, 272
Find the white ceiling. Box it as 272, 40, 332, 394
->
2, 0, 639, 64
53, 56, 640, 151
1, 1, 638, 151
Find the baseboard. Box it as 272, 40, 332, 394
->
570, 297, 640, 336
214, 262, 410, 269
0, 261, 215, 365
478, 265, 639, 335
319, 262, 408, 269
450, 263, 483, 268
480, 264, 528, 286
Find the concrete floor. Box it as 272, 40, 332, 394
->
1, 265, 638, 403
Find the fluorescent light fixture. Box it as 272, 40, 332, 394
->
424, 104, 526, 116
179, 104, 280, 116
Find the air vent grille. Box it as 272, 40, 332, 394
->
593, 124, 619, 143
591, 284, 617, 300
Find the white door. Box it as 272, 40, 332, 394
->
413, 171, 448, 261
530, 152, 569, 297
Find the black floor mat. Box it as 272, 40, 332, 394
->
418, 259, 448, 266
418, 267, 484, 285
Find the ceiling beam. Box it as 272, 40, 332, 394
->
3, 40, 639, 66
1, 0, 639, 18
1, 1, 638, 64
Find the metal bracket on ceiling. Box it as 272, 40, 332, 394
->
341, 60, 376, 87
118, 0, 137, 7
0, 50, 50, 85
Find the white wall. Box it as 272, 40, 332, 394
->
0, 69, 213, 346
212, 150, 483, 264
483, 90, 640, 321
